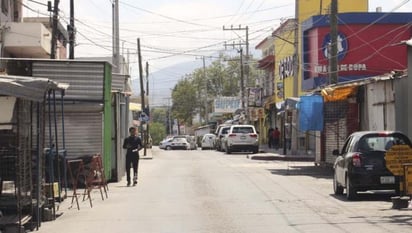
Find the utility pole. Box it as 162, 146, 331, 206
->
329, 0, 338, 84
202, 56, 208, 123
239, 48, 244, 110
68, 0, 75, 59
224, 42, 245, 110
196, 56, 211, 124
223, 25, 249, 85
145, 61, 150, 154
50, 0, 59, 59
137, 38, 146, 156
112, 0, 120, 73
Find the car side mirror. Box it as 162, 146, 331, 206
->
332, 149, 340, 156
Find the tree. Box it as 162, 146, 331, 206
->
170, 54, 258, 127
171, 76, 198, 128
151, 107, 168, 124
150, 122, 167, 145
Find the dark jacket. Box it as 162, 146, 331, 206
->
123, 136, 143, 157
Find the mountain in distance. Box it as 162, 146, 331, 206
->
131, 60, 206, 107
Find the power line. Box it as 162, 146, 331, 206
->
119, 1, 219, 29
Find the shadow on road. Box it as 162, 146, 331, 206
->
330, 192, 396, 202
268, 164, 334, 179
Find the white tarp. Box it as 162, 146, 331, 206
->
0, 75, 67, 102
0, 96, 16, 130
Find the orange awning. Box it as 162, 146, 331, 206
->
321, 86, 358, 102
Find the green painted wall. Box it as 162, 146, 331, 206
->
103, 63, 113, 179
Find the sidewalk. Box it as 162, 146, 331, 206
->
246, 145, 315, 162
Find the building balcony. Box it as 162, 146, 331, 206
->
257, 55, 274, 70
3, 22, 51, 58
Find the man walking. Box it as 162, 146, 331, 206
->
272, 127, 281, 150
123, 127, 143, 186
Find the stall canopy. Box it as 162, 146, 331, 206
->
0, 75, 67, 102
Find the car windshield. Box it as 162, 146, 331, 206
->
358, 134, 410, 152
221, 127, 230, 134
174, 138, 187, 143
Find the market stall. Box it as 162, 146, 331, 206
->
0, 75, 67, 232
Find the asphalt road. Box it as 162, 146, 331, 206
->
36, 147, 412, 233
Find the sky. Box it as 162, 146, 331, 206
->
22, 0, 412, 104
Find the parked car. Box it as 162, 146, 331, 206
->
214, 125, 231, 151
201, 133, 216, 150
333, 131, 412, 200
173, 135, 197, 150
224, 124, 259, 154
159, 138, 172, 150
160, 137, 190, 150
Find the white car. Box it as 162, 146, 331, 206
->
201, 133, 216, 150
159, 138, 172, 149
172, 135, 197, 150
215, 125, 231, 151
224, 124, 259, 154
160, 137, 190, 150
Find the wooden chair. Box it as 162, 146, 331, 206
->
83, 154, 108, 207
67, 159, 88, 210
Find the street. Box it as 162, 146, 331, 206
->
36, 147, 412, 233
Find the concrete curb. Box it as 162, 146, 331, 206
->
140, 149, 153, 159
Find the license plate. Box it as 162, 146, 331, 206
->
240, 135, 246, 140
380, 176, 395, 184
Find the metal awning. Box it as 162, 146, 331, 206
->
0, 74, 68, 102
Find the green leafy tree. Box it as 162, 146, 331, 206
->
170, 54, 258, 126
171, 76, 198, 129
151, 107, 168, 124
150, 122, 167, 145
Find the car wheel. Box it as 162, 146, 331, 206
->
395, 185, 401, 196
333, 171, 344, 195
166, 146, 172, 150
252, 147, 259, 154
226, 145, 231, 154
346, 175, 357, 200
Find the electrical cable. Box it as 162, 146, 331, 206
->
118, 1, 219, 29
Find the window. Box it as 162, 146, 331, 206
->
232, 127, 254, 134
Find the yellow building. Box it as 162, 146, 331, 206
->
273, 19, 296, 103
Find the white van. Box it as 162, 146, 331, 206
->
201, 133, 216, 150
